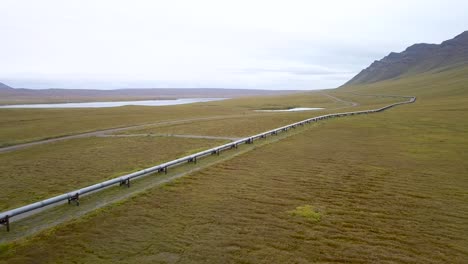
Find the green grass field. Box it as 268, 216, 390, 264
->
0, 67, 467, 262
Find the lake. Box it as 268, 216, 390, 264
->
255, 107, 324, 112
0, 98, 226, 109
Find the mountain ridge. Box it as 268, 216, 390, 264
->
0, 87, 302, 105
345, 31, 468, 86
0, 82, 12, 90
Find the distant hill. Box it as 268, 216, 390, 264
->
345, 31, 468, 86
0, 86, 301, 105
0, 82, 13, 90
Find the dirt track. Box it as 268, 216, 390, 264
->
0, 114, 256, 154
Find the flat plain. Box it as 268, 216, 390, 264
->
0, 67, 467, 263
0, 136, 227, 211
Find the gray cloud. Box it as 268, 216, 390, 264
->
1, 0, 468, 90
233, 67, 354, 76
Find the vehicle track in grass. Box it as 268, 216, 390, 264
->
97, 133, 242, 141
0, 114, 263, 154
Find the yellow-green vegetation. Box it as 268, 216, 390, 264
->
117, 95, 402, 138
288, 205, 321, 222
0, 92, 333, 147
0, 104, 234, 147
0, 136, 226, 210
119, 112, 321, 137
344, 65, 468, 98
0, 91, 401, 147
0, 128, 305, 243
1, 66, 467, 263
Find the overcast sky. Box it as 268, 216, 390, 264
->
1, 0, 467, 90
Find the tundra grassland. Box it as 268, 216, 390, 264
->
0, 92, 399, 212
0, 136, 226, 211
1, 67, 467, 263
0, 91, 402, 147
0, 91, 337, 147
0, 126, 310, 243
116, 95, 401, 138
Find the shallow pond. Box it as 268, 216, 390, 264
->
255, 107, 324, 112
0, 98, 226, 108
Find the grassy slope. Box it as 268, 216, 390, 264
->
1, 68, 467, 262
